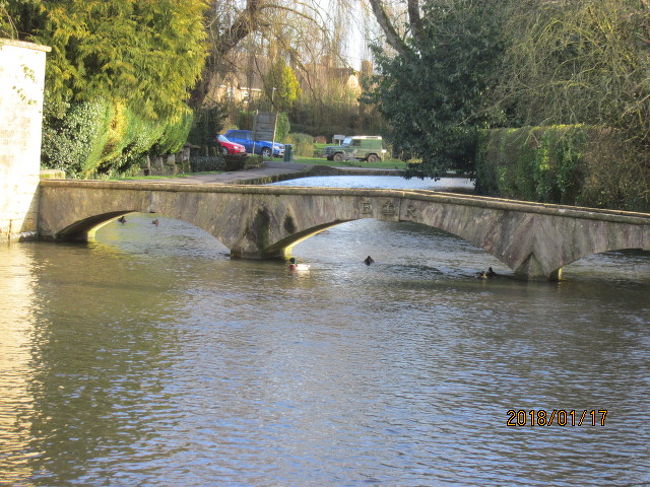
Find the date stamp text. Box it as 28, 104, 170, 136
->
506, 409, 608, 427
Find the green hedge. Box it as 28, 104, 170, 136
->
42, 99, 196, 178
475, 125, 649, 211
41, 99, 113, 178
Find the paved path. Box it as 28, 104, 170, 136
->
137, 161, 403, 185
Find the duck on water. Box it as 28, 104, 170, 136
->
288, 257, 310, 271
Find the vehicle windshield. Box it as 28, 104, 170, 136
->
342, 137, 352, 146
218, 135, 229, 142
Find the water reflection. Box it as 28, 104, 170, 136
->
0, 178, 648, 486
0, 245, 38, 484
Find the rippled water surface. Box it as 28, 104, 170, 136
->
1, 177, 649, 486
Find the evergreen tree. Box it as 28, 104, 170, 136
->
6, 0, 208, 176
264, 60, 301, 112
14, 0, 208, 119
366, 0, 505, 178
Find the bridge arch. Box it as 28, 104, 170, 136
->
57, 211, 135, 241
549, 246, 648, 275
38, 180, 650, 280
272, 216, 510, 268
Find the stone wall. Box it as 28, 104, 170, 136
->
0, 39, 50, 242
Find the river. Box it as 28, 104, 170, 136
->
0, 176, 648, 486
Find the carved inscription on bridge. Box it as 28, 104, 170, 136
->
406, 204, 417, 219
382, 200, 397, 217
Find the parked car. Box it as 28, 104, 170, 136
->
223, 129, 284, 158
216, 134, 246, 156
324, 136, 386, 163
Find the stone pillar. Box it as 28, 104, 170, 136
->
0, 39, 50, 242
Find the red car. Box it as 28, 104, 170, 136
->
217, 134, 246, 155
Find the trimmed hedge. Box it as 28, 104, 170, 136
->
475, 125, 649, 211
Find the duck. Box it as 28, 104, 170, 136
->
152, 219, 160, 226
363, 255, 375, 266
476, 267, 497, 279
288, 257, 310, 271
117, 216, 127, 224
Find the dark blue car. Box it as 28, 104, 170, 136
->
223, 130, 284, 158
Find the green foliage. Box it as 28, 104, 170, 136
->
365, 0, 506, 178
285, 133, 314, 157
42, 98, 195, 178
476, 125, 649, 211
275, 112, 290, 143
290, 98, 384, 138
41, 99, 112, 178
0, 0, 17, 37
19, 0, 209, 119
96, 103, 171, 176
5, 0, 208, 178
497, 0, 649, 147
154, 112, 193, 155
264, 60, 301, 111
187, 104, 228, 148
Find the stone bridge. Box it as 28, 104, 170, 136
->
38, 180, 650, 280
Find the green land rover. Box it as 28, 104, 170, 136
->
324, 136, 387, 163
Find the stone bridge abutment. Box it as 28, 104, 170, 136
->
38, 180, 650, 280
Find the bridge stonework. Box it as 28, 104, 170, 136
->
38, 181, 650, 280
0, 40, 50, 242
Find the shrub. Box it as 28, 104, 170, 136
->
96, 103, 172, 176
188, 104, 228, 148
190, 156, 224, 172
284, 133, 314, 157
476, 125, 649, 211
42, 99, 196, 178
41, 99, 112, 178
154, 111, 193, 155
275, 112, 290, 143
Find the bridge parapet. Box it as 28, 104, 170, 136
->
38, 180, 650, 280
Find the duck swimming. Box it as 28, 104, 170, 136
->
152, 219, 160, 226
476, 267, 497, 279
363, 256, 375, 266
288, 257, 310, 271
117, 216, 127, 224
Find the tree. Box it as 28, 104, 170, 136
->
366, 0, 424, 56
496, 0, 650, 146
366, 0, 506, 177
6, 0, 209, 176
263, 59, 301, 111
191, 0, 328, 109
0, 0, 16, 38
13, 0, 208, 119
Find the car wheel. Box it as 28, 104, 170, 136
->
333, 153, 344, 162
367, 154, 380, 163
221, 146, 229, 155
261, 147, 272, 158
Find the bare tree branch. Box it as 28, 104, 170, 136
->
407, 0, 424, 44
366, 0, 411, 57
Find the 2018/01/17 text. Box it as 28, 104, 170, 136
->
506, 410, 608, 427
